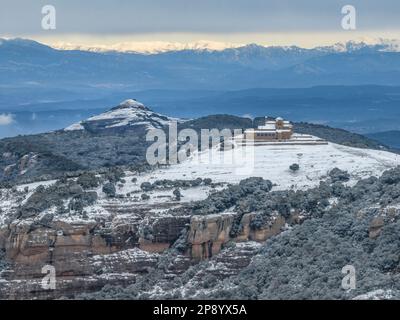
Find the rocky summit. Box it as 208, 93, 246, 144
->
65, 99, 183, 132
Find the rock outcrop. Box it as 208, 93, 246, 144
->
0, 213, 189, 299
186, 212, 286, 260
187, 213, 236, 260
0, 202, 290, 298
0, 248, 159, 300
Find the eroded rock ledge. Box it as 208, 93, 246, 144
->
0, 207, 290, 299
187, 212, 286, 260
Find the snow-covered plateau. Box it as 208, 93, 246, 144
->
1, 137, 398, 226
134, 137, 399, 191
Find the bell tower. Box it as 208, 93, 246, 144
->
276, 117, 284, 129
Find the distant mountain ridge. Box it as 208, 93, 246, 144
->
366, 131, 400, 149
3, 38, 400, 90
49, 38, 400, 54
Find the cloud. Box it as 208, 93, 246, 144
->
0, 113, 14, 125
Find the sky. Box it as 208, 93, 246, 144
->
1, 0, 400, 49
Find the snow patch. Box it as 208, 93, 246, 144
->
130, 140, 400, 192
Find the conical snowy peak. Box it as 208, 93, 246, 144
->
111, 99, 149, 111
65, 99, 182, 131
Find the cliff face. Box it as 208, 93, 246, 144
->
2, 194, 398, 299
0, 213, 190, 299
0, 207, 289, 299
187, 212, 286, 260
188, 214, 236, 260
0, 247, 159, 300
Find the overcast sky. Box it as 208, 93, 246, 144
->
1, 0, 400, 47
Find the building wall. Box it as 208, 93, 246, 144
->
277, 131, 292, 140
245, 132, 277, 141
245, 130, 293, 141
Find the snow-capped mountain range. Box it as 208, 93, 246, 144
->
65, 99, 183, 131
3, 37, 400, 90
49, 38, 400, 54
51, 40, 242, 54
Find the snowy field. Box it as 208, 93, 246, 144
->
131, 138, 400, 192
